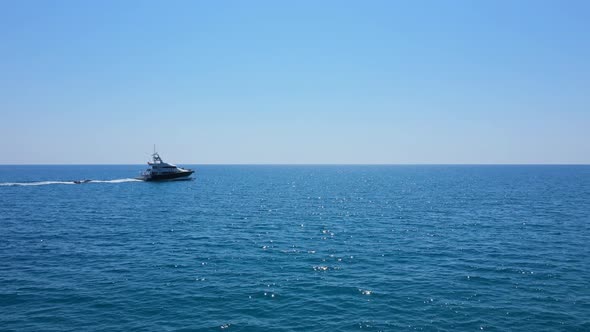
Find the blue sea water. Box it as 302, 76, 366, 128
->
1, 165, 589, 331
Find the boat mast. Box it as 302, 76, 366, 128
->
151, 144, 163, 164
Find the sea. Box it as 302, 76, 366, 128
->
1, 165, 589, 331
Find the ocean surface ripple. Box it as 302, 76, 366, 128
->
1, 165, 589, 331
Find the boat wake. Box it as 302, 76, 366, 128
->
89, 178, 143, 184
0, 178, 142, 187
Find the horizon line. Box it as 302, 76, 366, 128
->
0, 163, 589, 166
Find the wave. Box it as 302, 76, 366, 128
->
0, 178, 142, 187
86, 178, 142, 184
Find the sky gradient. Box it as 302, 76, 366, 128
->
1, 0, 589, 164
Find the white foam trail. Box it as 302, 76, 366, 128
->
0, 181, 77, 186
0, 178, 142, 186
89, 178, 142, 184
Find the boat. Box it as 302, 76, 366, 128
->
137, 150, 194, 181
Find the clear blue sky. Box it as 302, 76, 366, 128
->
0, 0, 588, 164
